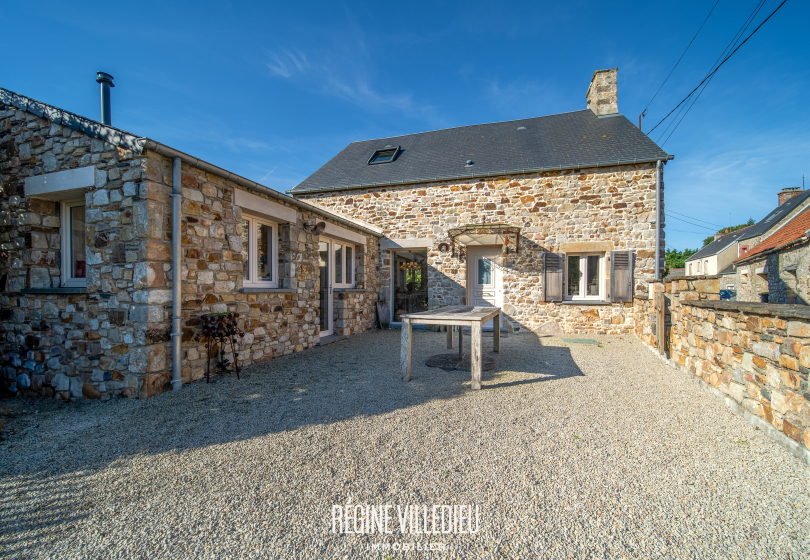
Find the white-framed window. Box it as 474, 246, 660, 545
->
565, 253, 604, 301
241, 215, 278, 288
60, 200, 86, 288
333, 241, 355, 288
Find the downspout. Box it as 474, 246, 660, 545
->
171, 157, 182, 391
655, 159, 663, 281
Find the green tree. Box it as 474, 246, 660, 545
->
664, 248, 698, 277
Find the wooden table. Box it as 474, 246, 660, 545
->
400, 306, 501, 390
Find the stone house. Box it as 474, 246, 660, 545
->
734, 207, 810, 305
734, 188, 810, 262
685, 227, 751, 278
0, 84, 382, 400
292, 69, 673, 334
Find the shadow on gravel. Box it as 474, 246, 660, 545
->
0, 330, 584, 553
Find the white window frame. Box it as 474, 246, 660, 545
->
242, 214, 278, 288
330, 239, 355, 288
60, 199, 87, 288
564, 253, 605, 301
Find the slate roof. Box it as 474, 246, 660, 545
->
685, 227, 752, 261
737, 189, 810, 241
291, 110, 671, 194
736, 207, 810, 263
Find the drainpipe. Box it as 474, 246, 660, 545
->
171, 157, 183, 390
655, 159, 663, 281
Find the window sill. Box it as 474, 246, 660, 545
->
240, 287, 295, 293
561, 300, 612, 306
334, 288, 366, 292
22, 287, 88, 295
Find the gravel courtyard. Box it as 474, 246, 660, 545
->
1, 330, 808, 559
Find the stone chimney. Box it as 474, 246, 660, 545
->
586, 68, 618, 116
778, 187, 803, 206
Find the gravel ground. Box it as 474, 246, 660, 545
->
1, 330, 808, 560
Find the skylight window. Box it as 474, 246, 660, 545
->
368, 146, 400, 165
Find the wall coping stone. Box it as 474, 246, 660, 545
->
682, 300, 810, 320
670, 274, 723, 282
561, 300, 612, 306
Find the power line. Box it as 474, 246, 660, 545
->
666, 228, 716, 235
660, 0, 768, 145
665, 214, 719, 230
666, 209, 724, 227
648, 0, 789, 136
643, 0, 721, 116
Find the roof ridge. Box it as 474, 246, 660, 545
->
348, 109, 597, 145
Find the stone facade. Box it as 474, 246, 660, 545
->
736, 243, 810, 305
0, 102, 379, 400
586, 68, 618, 116
669, 300, 810, 464
300, 163, 663, 334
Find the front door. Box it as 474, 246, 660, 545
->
468, 247, 503, 331
318, 241, 333, 337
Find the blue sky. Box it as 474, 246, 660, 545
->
1, 0, 807, 251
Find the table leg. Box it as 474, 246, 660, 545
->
471, 322, 482, 390
401, 319, 412, 382
458, 323, 463, 360
493, 312, 500, 353
446, 325, 454, 349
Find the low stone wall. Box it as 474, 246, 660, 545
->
670, 300, 810, 464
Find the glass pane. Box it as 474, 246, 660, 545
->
70, 206, 86, 279
257, 223, 273, 281
477, 258, 492, 285
334, 243, 343, 284
586, 255, 600, 296
241, 219, 250, 281
567, 256, 580, 297
371, 149, 396, 163
319, 241, 329, 331
393, 250, 428, 321
345, 246, 353, 285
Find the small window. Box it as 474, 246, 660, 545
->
334, 242, 355, 288
61, 200, 86, 287
564, 253, 604, 301
242, 215, 278, 287
368, 146, 400, 165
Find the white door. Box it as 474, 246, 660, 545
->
468, 248, 503, 331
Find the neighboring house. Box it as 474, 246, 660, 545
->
684, 227, 752, 277
667, 268, 685, 278
292, 69, 673, 335
735, 188, 810, 260
734, 207, 810, 304
0, 83, 382, 400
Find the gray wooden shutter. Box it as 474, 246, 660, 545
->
543, 252, 565, 302
610, 250, 634, 302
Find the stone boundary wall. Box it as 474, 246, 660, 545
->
669, 300, 810, 465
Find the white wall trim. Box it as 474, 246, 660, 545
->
24, 167, 94, 200
323, 222, 366, 245
234, 188, 297, 223
380, 237, 434, 251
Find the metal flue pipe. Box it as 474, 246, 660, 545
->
95, 72, 114, 126
171, 157, 183, 391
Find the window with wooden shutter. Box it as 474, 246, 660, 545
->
610, 250, 634, 302
543, 252, 565, 302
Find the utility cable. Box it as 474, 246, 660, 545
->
643, 0, 721, 116
648, 0, 788, 136
666, 209, 724, 227
665, 214, 719, 230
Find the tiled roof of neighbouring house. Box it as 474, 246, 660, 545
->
686, 227, 753, 261
737, 189, 810, 241
291, 110, 671, 194
736, 207, 810, 263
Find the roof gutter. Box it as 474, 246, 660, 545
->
288, 155, 675, 196
141, 140, 383, 238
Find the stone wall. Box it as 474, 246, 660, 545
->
299, 163, 662, 335
669, 300, 810, 465
0, 102, 379, 401
735, 258, 769, 303
0, 104, 152, 400
735, 243, 810, 305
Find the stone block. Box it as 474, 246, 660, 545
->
728, 382, 745, 403
142, 240, 172, 262
134, 200, 165, 239
29, 267, 51, 289
82, 382, 101, 399
129, 344, 167, 373
132, 289, 173, 305
133, 262, 165, 289
786, 321, 810, 338
752, 341, 779, 361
